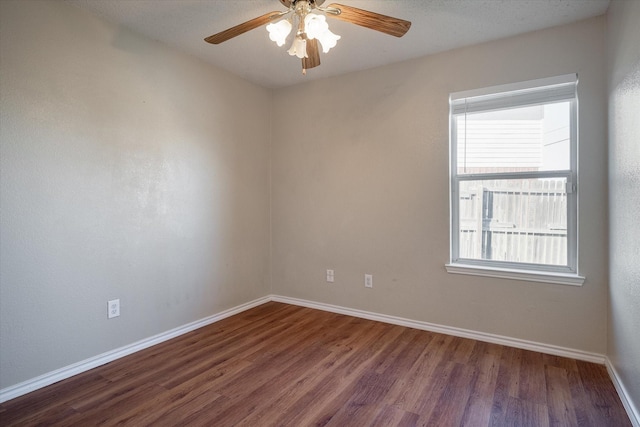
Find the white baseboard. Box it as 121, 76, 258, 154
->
605, 357, 640, 427
0, 296, 270, 404
271, 295, 606, 364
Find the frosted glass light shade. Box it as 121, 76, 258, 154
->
304, 13, 329, 39
303, 13, 340, 53
287, 35, 307, 58
266, 19, 292, 47
316, 29, 340, 53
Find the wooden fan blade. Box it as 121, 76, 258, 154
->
302, 38, 321, 71
326, 3, 411, 37
205, 11, 284, 44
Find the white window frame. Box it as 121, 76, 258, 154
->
446, 74, 585, 286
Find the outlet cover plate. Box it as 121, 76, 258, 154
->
365, 274, 373, 288
326, 269, 334, 283
108, 299, 120, 319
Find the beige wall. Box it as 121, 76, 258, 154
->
607, 0, 640, 418
0, 0, 271, 389
272, 17, 608, 353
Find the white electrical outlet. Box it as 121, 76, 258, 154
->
326, 269, 334, 283
108, 299, 120, 319
365, 274, 373, 288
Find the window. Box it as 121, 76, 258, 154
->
446, 74, 584, 285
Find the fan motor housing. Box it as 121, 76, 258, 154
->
279, 0, 326, 8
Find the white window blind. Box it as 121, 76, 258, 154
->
450, 74, 577, 115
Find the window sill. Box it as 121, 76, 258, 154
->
445, 263, 585, 286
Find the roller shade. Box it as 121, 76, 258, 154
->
451, 74, 577, 115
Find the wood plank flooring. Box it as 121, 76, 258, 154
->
0, 302, 631, 426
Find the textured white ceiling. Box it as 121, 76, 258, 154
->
66, 0, 610, 88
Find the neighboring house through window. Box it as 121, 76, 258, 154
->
446, 74, 584, 285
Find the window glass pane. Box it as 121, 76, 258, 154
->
457, 102, 571, 174
458, 177, 567, 266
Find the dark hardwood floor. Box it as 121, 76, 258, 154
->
0, 302, 631, 426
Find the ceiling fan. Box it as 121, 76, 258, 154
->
204, 0, 411, 74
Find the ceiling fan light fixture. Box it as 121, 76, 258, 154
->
266, 19, 293, 46
205, 1, 411, 73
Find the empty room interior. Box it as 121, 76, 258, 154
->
0, 0, 638, 425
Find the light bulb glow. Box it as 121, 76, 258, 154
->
304, 13, 329, 39
287, 35, 307, 58
266, 19, 292, 47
